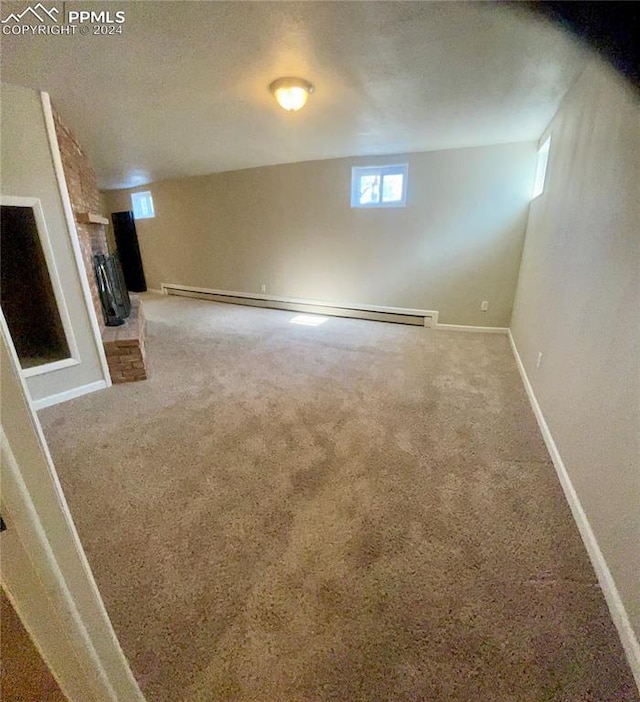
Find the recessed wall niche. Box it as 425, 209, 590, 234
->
1, 203, 71, 369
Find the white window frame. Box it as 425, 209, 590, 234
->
532, 136, 551, 199
0, 195, 80, 377
351, 164, 408, 208
131, 190, 155, 219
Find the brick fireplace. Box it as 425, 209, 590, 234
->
53, 107, 148, 384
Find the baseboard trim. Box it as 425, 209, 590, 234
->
33, 380, 109, 412
161, 283, 440, 327
436, 323, 509, 334
508, 330, 640, 691
146, 288, 164, 295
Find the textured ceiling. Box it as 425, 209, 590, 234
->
1, 1, 587, 189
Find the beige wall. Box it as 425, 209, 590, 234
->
511, 62, 640, 637
103, 143, 537, 326
1, 83, 106, 403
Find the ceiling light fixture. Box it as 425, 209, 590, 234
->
269, 77, 314, 112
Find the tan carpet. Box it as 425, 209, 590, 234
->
40, 295, 638, 702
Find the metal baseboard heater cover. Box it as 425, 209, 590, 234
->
161, 284, 438, 327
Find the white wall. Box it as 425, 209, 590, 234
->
511, 60, 640, 655
103, 143, 537, 327
1, 83, 108, 405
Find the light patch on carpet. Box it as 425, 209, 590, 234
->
289, 314, 329, 326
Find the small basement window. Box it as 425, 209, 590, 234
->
351, 164, 408, 208
131, 191, 155, 219
532, 136, 551, 199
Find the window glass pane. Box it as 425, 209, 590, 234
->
351, 165, 407, 207
382, 174, 404, 202
359, 175, 380, 204
132, 191, 155, 219
532, 136, 551, 199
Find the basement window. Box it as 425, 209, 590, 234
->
532, 136, 551, 199
131, 191, 155, 219
351, 164, 408, 208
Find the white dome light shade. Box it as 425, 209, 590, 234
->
269, 77, 314, 112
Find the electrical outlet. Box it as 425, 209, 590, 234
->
536, 352, 543, 368
261, 284, 266, 293
481, 300, 489, 311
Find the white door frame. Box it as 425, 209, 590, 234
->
0, 309, 146, 702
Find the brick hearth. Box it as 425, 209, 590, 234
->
102, 296, 147, 384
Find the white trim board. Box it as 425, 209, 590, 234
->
22, 357, 80, 378
161, 283, 439, 327
33, 379, 108, 411
508, 330, 640, 691
436, 323, 509, 334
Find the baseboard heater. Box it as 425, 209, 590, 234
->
161, 284, 438, 327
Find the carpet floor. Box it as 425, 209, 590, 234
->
40, 295, 638, 701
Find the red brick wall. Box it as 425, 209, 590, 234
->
52, 106, 148, 383
52, 106, 108, 331
103, 297, 147, 383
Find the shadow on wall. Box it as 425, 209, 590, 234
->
102, 142, 536, 328
267, 145, 536, 325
